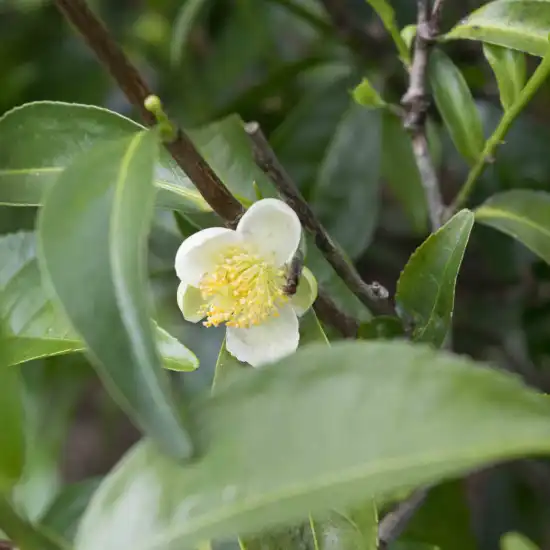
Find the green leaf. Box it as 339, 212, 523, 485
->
241, 310, 379, 550
0, 232, 197, 371
0, 102, 209, 212
429, 49, 485, 165
403, 481, 476, 550
40, 478, 101, 542
352, 78, 385, 107
396, 210, 474, 348
381, 112, 428, 233
475, 190, 550, 264
312, 103, 381, 258
358, 316, 404, 340
501, 533, 540, 550
483, 44, 526, 110
0, 325, 24, 492
271, 77, 351, 196
365, 0, 410, 64
75, 340, 550, 550
0, 495, 67, 550
445, 0, 550, 58
38, 130, 193, 460
189, 114, 276, 203
170, 0, 210, 67
12, 357, 90, 521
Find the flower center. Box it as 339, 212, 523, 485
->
198, 246, 288, 329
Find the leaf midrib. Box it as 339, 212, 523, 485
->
0, 167, 210, 210
476, 205, 550, 239
146, 437, 550, 550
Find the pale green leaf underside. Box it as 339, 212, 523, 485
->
445, 0, 550, 57
77, 341, 550, 550
0, 232, 197, 370
475, 190, 550, 264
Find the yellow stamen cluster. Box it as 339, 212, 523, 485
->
199, 246, 287, 329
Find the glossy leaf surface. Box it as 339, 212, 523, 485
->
446, 0, 550, 58
396, 210, 474, 348
429, 50, 485, 165
475, 190, 550, 264
483, 44, 526, 110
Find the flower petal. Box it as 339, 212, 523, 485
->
175, 227, 240, 286
290, 267, 318, 316
226, 304, 299, 367
237, 198, 301, 266
177, 282, 206, 323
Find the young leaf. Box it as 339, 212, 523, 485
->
0, 102, 209, 212
475, 190, 550, 264
396, 210, 475, 348
429, 49, 485, 165
446, 0, 550, 58
501, 533, 539, 550
0, 232, 197, 371
0, 324, 24, 492
381, 111, 429, 233
76, 340, 550, 550
365, 0, 410, 64
483, 44, 526, 110
38, 131, 193, 460
352, 78, 386, 108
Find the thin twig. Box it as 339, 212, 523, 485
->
244, 121, 390, 315
53, 0, 244, 227
401, 0, 446, 231
313, 289, 359, 338
378, 489, 430, 549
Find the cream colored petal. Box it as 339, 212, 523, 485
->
290, 267, 318, 316
226, 304, 299, 367
174, 227, 240, 286
237, 198, 301, 266
176, 282, 207, 323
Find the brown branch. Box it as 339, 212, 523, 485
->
244, 121, 390, 316
401, 0, 446, 231
54, 0, 366, 339
313, 290, 359, 338
378, 489, 429, 549
53, 0, 244, 227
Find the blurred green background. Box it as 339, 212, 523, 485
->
4, 0, 550, 548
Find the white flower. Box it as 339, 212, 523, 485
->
175, 198, 317, 367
